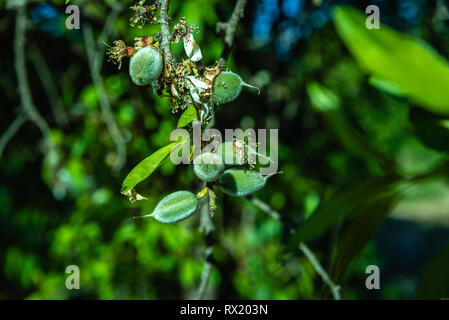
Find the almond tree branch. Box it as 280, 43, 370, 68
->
246, 196, 341, 300
216, 0, 248, 63
193, 1, 248, 298
158, 0, 176, 65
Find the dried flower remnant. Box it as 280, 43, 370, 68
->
183, 33, 202, 62
172, 17, 192, 43
106, 40, 136, 70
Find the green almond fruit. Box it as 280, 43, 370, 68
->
212, 72, 243, 104
218, 169, 269, 197
146, 191, 198, 223
193, 152, 225, 182
129, 47, 163, 86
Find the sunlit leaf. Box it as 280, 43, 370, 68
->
334, 6, 449, 115
306, 82, 340, 112
368, 76, 405, 96
122, 189, 148, 203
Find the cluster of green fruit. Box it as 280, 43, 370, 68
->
145, 142, 271, 224
127, 40, 265, 224
128, 47, 255, 104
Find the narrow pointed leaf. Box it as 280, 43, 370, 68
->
177, 105, 198, 128
121, 141, 182, 194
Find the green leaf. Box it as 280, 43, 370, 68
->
143, 191, 199, 223
121, 141, 183, 194
368, 76, 405, 96
287, 176, 399, 249
418, 242, 449, 299
177, 105, 198, 128
330, 193, 400, 283
333, 6, 449, 115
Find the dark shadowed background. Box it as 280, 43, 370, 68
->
1, 0, 449, 299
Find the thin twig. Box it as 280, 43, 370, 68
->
0, 111, 26, 159
159, 0, 176, 65
84, 22, 127, 173
299, 242, 341, 300
216, 0, 248, 63
247, 195, 281, 221
14, 2, 57, 154
194, 186, 215, 300
29, 46, 69, 127
247, 196, 342, 300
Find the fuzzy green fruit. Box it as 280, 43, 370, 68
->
218, 169, 269, 197
147, 191, 198, 223
193, 152, 225, 182
129, 47, 163, 86
212, 72, 243, 104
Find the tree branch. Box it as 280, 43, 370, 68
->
84, 21, 127, 173
29, 46, 69, 127
159, 0, 176, 65
216, 0, 248, 63
247, 195, 281, 221
192, 2, 249, 296
247, 196, 342, 300
0, 111, 26, 159
299, 242, 341, 300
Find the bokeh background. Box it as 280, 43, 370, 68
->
1, 0, 449, 299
